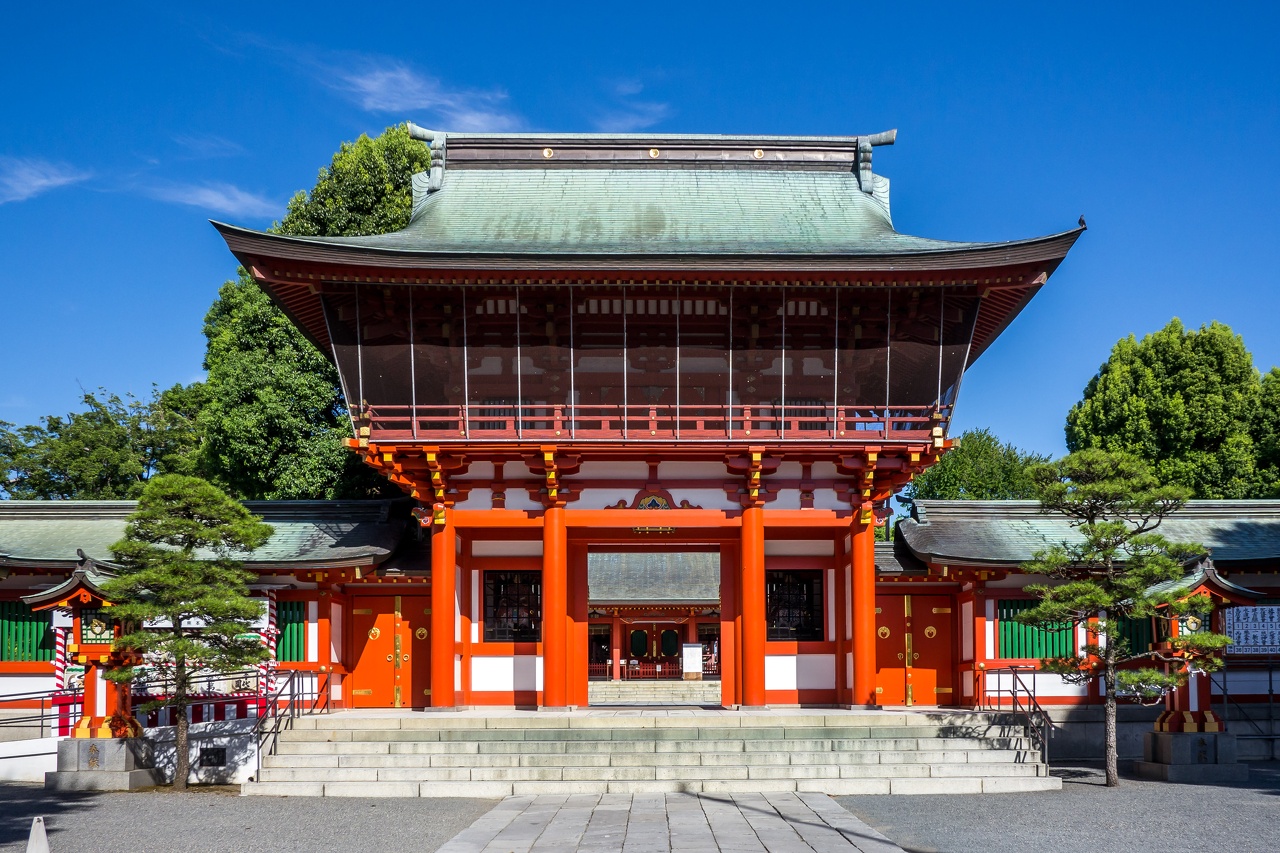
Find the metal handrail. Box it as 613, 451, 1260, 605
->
982, 665, 1054, 765
1210, 656, 1277, 758
254, 669, 332, 776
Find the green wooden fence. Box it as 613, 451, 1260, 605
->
0, 601, 54, 662
276, 601, 307, 662
996, 599, 1075, 659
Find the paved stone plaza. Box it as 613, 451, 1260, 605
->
435, 792, 902, 853
3, 762, 1279, 852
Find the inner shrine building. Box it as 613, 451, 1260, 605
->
215, 126, 1082, 710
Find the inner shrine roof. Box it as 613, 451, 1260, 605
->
215, 128, 1083, 270
899, 500, 1280, 570
0, 500, 409, 570
588, 552, 720, 604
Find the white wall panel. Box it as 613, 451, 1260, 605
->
797, 654, 836, 690
765, 655, 797, 691
472, 656, 514, 692
473, 540, 543, 557
306, 601, 319, 662
961, 601, 973, 661
764, 540, 834, 556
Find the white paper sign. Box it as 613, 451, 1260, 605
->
1224, 606, 1280, 654
683, 643, 702, 674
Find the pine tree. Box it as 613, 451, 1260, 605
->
1019, 449, 1231, 786
103, 475, 272, 789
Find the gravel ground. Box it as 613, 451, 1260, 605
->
838, 761, 1280, 853
0, 783, 498, 853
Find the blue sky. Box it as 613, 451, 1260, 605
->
1, 2, 1277, 458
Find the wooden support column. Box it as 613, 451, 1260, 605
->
721, 541, 740, 707
834, 536, 850, 705
851, 518, 878, 707
542, 505, 568, 707
430, 505, 457, 708
740, 505, 766, 707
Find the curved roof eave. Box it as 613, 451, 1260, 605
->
214, 221, 1084, 275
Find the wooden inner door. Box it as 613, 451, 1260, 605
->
874, 594, 954, 706
348, 595, 431, 708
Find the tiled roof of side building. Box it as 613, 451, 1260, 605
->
0, 500, 411, 569
899, 500, 1280, 569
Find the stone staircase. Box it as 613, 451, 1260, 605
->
588, 680, 723, 706
245, 710, 1060, 797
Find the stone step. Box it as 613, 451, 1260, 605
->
273, 736, 1034, 757
262, 748, 1042, 770
291, 713, 947, 730
242, 774, 1062, 797
276, 723, 1009, 742
258, 761, 1047, 784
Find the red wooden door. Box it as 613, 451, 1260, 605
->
875, 594, 954, 706
348, 595, 431, 708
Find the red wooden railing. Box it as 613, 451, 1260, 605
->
363, 403, 946, 443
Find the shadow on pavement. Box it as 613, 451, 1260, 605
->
0, 782, 100, 848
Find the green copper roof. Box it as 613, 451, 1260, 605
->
899, 500, 1280, 568
0, 500, 408, 569
215, 129, 1084, 263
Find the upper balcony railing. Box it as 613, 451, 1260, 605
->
361, 403, 947, 444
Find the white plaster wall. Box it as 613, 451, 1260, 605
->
765, 655, 797, 691
578, 461, 649, 479
764, 540, 834, 556
1215, 670, 1280, 694
984, 599, 996, 655
668, 488, 738, 510
473, 540, 543, 557
472, 655, 544, 692
577, 488, 646, 509
451, 488, 491, 510
306, 601, 319, 662
986, 671, 1088, 697
330, 602, 343, 662
657, 462, 726, 480
765, 654, 836, 691
503, 489, 543, 511
455, 461, 495, 480
770, 490, 802, 510
0, 736, 59, 782
0, 675, 55, 698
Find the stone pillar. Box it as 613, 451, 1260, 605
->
740, 505, 767, 707
542, 505, 568, 707
851, 520, 878, 707
430, 505, 456, 708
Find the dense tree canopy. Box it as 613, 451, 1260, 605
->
0, 386, 202, 499
1066, 318, 1277, 498
901, 428, 1049, 505
197, 125, 429, 499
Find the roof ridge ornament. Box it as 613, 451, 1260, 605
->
857, 129, 897, 194
406, 122, 447, 190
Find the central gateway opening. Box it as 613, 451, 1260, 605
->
586, 551, 721, 704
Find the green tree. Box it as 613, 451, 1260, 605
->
901, 428, 1049, 505
1066, 319, 1263, 498
103, 475, 272, 790
1254, 367, 1280, 497
1018, 449, 1230, 787
198, 124, 428, 499
0, 386, 203, 500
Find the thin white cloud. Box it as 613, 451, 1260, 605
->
172, 134, 245, 158
0, 157, 91, 204
336, 63, 522, 132
145, 181, 279, 218
592, 101, 672, 133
